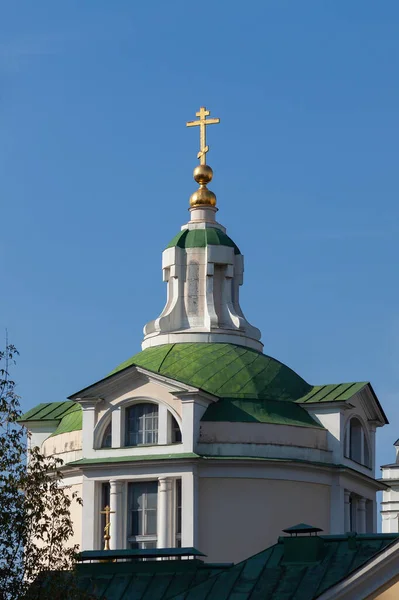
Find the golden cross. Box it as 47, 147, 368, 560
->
100, 505, 115, 551
186, 106, 220, 165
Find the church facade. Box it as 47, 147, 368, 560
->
20, 108, 388, 565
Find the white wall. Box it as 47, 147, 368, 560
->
198, 477, 331, 563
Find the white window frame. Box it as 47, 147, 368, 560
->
344, 416, 372, 468
92, 398, 183, 450
126, 480, 158, 549
100, 420, 112, 448
125, 403, 159, 447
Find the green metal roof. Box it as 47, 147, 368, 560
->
201, 398, 322, 428
168, 533, 399, 600
299, 382, 368, 403
18, 401, 78, 422
22, 343, 380, 435
110, 343, 313, 402
166, 228, 241, 255
109, 343, 367, 407
51, 407, 82, 436
46, 557, 226, 600
44, 532, 399, 600
19, 401, 82, 436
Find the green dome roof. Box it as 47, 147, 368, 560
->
166, 228, 241, 255
110, 343, 311, 402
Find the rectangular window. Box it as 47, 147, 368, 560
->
127, 481, 158, 549
125, 404, 158, 446
100, 482, 110, 550
175, 479, 182, 547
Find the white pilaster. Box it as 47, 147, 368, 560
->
357, 497, 367, 533
344, 490, 351, 532
109, 480, 124, 550
181, 468, 198, 548
178, 393, 213, 453
330, 483, 344, 533
82, 477, 97, 550
77, 397, 102, 457
381, 512, 399, 533
157, 477, 172, 548
112, 406, 122, 448
369, 424, 376, 474
158, 404, 169, 445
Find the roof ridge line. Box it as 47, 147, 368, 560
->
157, 344, 176, 372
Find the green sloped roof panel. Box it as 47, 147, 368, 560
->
51, 407, 82, 436
22, 344, 373, 436
166, 228, 241, 255
109, 343, 313, 402
299, 382, 368, 403
44, 533, 399, 599
19, 401, 78, 422
201, 398, 323, 428
19, 401, 82, 437
167, 534, 399, 600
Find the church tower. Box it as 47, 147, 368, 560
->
143, 107, 261, 351
19, 108, 388, 564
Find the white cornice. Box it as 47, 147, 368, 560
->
300, 401, 354, 412
68, 364, 201, 401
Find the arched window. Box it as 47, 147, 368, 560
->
344, 417, 371, 468
125, 403, 158, 446
101, 421, 112, 448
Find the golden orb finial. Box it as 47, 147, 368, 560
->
186, 107, 220, 208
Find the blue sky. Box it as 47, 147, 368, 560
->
1, 2, 398, 486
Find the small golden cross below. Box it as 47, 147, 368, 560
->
100, 505, 115, 551
186, 106, 220, 165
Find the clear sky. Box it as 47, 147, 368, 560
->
1, 2, 398, 489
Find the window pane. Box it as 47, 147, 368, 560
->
133, 485, 145, 509
146, 486, 158, 509
130, 510, 140, 536
128, 482, 158, 546
171, 415, 182, 444
146, 510, 157, 535
350, 419, 363, 464
125, 403, 159, 446
101, 422, 112, 448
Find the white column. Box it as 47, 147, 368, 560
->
357, 498, 367, 533
344, 491, 351, 532
109, 480, 124, 550
157, 477, 172, 548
